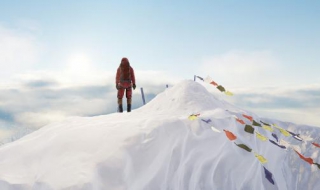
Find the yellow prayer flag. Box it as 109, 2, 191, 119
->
279, 128, 291, 137
272, 124, 291, 136
254, 152, 268, 164
255, 132, 268, 141
262, 125, 274, 132
224, 91, 234, 96
272, 124, 281, 129
188, 115, 198, 121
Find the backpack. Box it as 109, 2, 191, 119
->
120, 61, 131, 81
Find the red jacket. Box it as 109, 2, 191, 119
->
116, 66, 135, 85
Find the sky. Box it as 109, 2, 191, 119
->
0, 0, 320, 142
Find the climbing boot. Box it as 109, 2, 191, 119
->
127, 98, 132, 112
118, 98, 123, 113
127, 104, 131, 112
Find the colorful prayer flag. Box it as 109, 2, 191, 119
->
204, 76, 213, 83
263, 166, 275, 185
201, 119, 212, 124
287, 130, 296, 136
242, 114, 253, 121
236, 118, 245, 125
279, 139, 291, 148
217, 85, 226, 92
252, 120, 262, 127
269, 140, 286, 149
201, 75, 232, 95
210, 81, 218, 86
254, 152, 268, 164
244, 125, 255, 134
260, 121, 271, 126
262, 125, 274, 132
273, 124, 291, 136
312, 142, 320, 148
313, 163, 320, 169
211, 126, 221, 133
224, 91, 234, 96
255, 132, 268, 141
293, 135, 303, 141
196, 76, 204, 81
188, 114, 200, 121
234, 143, 252, 152
294, 150, 314, 165
272, 124, 281, 129
278, 128, 291, 137
231, 115, 239, 119
223, 130, 237, 141
272, 133, 279, 142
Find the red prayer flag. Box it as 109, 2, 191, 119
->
210, 81, 218, 86
242, 114, 253, 121
312, 142, 320, 148
223, 129, 237, 141
294, 150, 314, 165
236, 118, 245, 125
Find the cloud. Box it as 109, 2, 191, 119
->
0, 109, 14, 122
0, 68, 174, 133
1, 70, 320, 145
25, 79, 58, 88
0, 24, 41, 78
226, 84, 320, 127
200, 50, 283, 88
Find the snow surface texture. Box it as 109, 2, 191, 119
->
0, 80, 319, 190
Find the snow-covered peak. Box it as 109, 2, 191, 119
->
0, 80, 319, 190
139, 80, 234, 114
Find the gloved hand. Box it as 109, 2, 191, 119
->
132, 84, 136, 90
116, 84, 120, 90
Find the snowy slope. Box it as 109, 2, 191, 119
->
0, 80, 319, 190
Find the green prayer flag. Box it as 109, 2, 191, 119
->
260, 121, 271, 126
217, 85, 226, 92
235, 143, 252, 152
314, 163, 320, 169
252, 120, 262, 127
244, 125, 255, 134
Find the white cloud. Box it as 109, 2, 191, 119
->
200, 50, 282, 88
0, 68, 177, 131
223, 84, 320, 127
0, 24, 41, 77
252, 107, 320, 128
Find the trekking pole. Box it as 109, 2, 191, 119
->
140, 87, 146, 105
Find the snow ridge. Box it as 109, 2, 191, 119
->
0, 80, 319, 190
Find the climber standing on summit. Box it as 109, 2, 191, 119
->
116, 57, 136, 113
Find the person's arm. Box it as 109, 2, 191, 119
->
130, 67, 135, 85
130, 67, 136, 89
115, 67, 121, 89
116, 67, 120, 85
